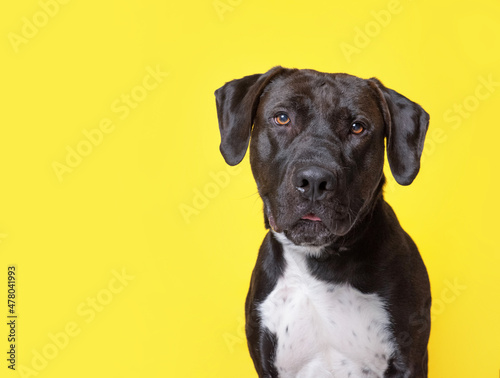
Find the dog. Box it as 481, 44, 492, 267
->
215, 67, 431, 377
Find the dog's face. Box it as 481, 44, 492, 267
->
250, 71, 386, 246
215, 67, 429, 247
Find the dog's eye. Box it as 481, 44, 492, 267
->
274, 113, 291, 126
351, 122, 365, 135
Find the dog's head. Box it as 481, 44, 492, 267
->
215, 67, 429, 247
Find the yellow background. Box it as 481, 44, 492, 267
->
1, 0, 499, 377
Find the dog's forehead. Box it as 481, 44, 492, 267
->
262, 70, 373, 109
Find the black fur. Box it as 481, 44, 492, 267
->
215, 67, 431, 377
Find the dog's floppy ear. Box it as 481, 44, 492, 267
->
214, 66, 285, 166
368, 78, 430, 186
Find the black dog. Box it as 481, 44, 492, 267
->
215, 67, 431, 377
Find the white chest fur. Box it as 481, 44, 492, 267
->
259, 233, 395, 378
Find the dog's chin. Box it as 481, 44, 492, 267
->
283, 219, 351, 247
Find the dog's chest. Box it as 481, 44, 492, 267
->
259, 245, 395, 378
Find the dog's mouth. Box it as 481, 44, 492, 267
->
264, 194, 357, 247
301, 213, 322, 222
275, 209, 352, 247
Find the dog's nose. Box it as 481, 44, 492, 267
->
293, 166, 335, 201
